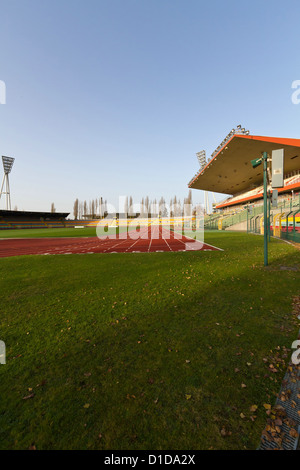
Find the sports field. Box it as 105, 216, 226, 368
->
0, 226, 219, 257
0, 227, 100, 238
0, 230, 299, 450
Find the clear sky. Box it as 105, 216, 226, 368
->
1, 0, 300, 214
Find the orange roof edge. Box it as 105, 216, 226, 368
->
216, 181, 300, 209
189, 134, 300, 188
236, 134, 300, 147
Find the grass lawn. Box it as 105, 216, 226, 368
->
0, 227, 99, 238
0, 225, 149, 239
0, 231, 299, 450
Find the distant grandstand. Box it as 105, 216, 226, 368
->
0, 210, 70, 230
189, 132, 300, 240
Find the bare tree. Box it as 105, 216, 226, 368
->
129, 196, 133, 217
150, 198, 157, 216
185, 190, 193, 216
173, 196, 182, 217
170, 198, 173, 217
99, 197, 104, 218
159, 197, 167, 217
99, 199, 107, 218
144, 196, 149, 217
140, 197, 144, 217
124, 196, 128, 216
79, 201, 83, 220
159, 197, 163, 217
73, 198, 79, 220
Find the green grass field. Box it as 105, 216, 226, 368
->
0, 231, 299, 450
0, 225, 198, 239
0, 225, 158, 238
0, 227, 99, 238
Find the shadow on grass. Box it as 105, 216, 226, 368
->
0, 232, 299, 450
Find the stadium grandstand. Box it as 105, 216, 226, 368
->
0, 209, 120, 230
0, 209, 70, 230
189, 129, 300, 242
0, 208, 200, 234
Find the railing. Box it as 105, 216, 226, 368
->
248, 195, 300, 243
204, 195, 300, 240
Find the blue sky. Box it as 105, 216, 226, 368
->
1, 0, 300, 213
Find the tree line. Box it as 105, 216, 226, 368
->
72, 197, 108, 220
71, 191, 195, 220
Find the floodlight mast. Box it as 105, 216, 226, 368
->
196, 150, 207, 169
188, 125, 250, 186
0, 156, 15, 210
196, 151, 211, 214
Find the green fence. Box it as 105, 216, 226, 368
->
248, 197, 300, 243
205, 204, 265, 231
205, 195, 300, 243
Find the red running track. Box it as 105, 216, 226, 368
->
0, 227, 221, 258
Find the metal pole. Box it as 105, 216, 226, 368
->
0, 174, 5, 206
6, 175, 11, 210
5, 175, 9, 210
268, 190, 271, 241
263, 152, 268, 266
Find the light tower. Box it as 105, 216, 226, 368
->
0, 156, 15, 210
196, 150, 207, 169
196, 151, 211, 214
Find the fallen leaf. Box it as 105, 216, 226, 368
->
263, 404, 271, 410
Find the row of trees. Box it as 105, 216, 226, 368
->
72, 191, 195, 220
73, 197, 108, 220
125, 191, 193, 218
140, 190, 193, 217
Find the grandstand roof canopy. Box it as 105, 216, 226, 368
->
188, 135, 300, 195
0, 209, 70, 220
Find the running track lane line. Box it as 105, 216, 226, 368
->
0, 228, 222, 257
